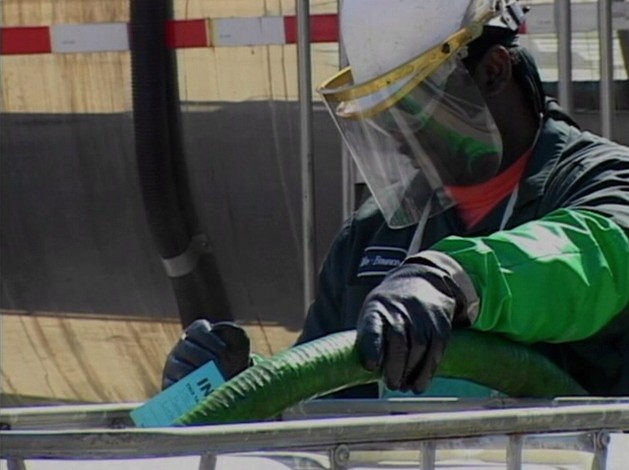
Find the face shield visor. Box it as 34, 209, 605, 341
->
318, 12, 504, 228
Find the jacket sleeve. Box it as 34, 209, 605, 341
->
295, 219, 353, 345
431, 141, 629, 344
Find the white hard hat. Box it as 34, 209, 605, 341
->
320, 0, 526, 228
341, 0, 486, 84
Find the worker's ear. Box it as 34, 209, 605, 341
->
473, 45, 512, 97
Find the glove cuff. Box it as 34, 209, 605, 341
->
404, 250, 480, 326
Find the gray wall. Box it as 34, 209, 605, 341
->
1, 102, 628, 328
0, 103, 343, 330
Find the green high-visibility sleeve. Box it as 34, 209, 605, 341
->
432, 208, 629, 343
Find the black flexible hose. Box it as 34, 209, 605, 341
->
130, 0, 231, 326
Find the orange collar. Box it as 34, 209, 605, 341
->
446, 149, 533, 229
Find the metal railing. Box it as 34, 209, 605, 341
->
2, 398, 629, 469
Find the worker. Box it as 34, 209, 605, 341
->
162, 0, 629, 397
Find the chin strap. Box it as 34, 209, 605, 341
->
407, 199, 433, 256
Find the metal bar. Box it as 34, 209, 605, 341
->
314, 432, 606, 463
592, 431, 611, 470
337, 0, 356, 220
0, 1, 3, 112
506, 434, 523, 470
599, 0, 615, 138
618, 0, 629, 79
198, 452, 217, 470
420, 441, 436, 469
556, 0, 573, 114
296, 0, 317, 316
340, 127, 356, 219
5, 398, 629, 430
6, 458, 26, 470
522, 432, 597, 453
0, 403, 139, 430
3, 404, 629, 460
283, 397, 629, 420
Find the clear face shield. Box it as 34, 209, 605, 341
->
318, 9, 506, 228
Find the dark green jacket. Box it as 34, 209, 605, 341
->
297, 101, 629, 396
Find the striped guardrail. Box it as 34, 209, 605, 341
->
1, 2, 629, 56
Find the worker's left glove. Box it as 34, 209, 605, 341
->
162, 320, 251, 390
356, 251, 479, 394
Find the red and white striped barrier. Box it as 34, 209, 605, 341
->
1, 3, 628, 56
0, 15, 337, 55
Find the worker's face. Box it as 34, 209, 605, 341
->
390, 60, 504, 186
319, 56, 504, 228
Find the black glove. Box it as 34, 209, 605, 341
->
356, 251, 478, 394
162, 319, 251, 390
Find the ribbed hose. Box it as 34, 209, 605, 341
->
130, 0, 231, 326
177, 330, 587, 426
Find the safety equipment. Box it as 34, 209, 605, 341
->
355, 251, 479, 393
162, 320, 251, 389
318, 0, 526, 228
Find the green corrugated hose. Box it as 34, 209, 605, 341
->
177, 329, 587, 426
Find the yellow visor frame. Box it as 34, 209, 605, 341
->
316, 11, 493, 120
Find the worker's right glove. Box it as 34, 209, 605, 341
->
162, 319, 251, 390
356, 251, 479, 394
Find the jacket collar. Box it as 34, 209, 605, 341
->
516, 100, 578, 206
